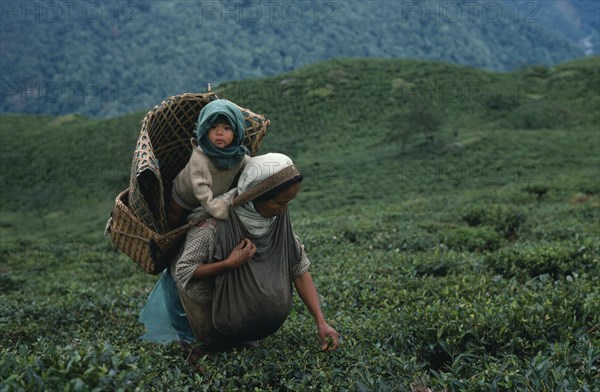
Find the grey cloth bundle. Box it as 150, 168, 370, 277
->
211, 209, 301, 341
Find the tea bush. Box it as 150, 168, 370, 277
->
462, 204, 526, 239
2, 201, 598, 391
485, 242, 594, 280
439, 226, 502, 252
1, 57, 599, 390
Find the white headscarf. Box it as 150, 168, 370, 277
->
234, 153, 295, 236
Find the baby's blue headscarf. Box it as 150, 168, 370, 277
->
195, 99, 249, 169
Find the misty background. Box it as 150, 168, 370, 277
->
1, 0, 599, 117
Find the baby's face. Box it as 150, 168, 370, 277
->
208, 122, 235, 148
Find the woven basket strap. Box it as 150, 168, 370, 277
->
155, 222, 194, 241
109, 228, 152, 243
109, 221, 193, 242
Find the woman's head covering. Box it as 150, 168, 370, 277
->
233, 153, 301, 236
195, 99, 249, 169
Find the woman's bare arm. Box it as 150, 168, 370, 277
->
294, 271, 340, 351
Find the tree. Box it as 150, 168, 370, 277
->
405, 95, 442, 148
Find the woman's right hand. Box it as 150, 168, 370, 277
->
226, 238, 256, 269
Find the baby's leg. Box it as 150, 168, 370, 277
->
167, 198, 191, 229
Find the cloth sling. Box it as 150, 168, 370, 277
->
211, 209, 300, 341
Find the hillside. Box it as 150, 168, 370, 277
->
1, 0, 593, 117
1, 57, 599, 390
1, 56, 598, 239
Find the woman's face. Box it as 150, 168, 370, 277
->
254, 182, 301, 218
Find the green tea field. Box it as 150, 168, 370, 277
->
1, 57, 599, 391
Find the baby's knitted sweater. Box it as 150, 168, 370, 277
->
172, 145, 250, 219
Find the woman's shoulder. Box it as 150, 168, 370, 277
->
184, 217, 218, 242
180, 217, 218, 255
193, 217, 218, 230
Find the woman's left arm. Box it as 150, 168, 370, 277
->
294, 272, 340, 351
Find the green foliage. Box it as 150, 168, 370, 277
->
1, 340, 148, 391
440, 226, 503, 252
404, 96, 443, 148
462, 204, 526, 239
1, 0, 590, 117
504, 0, 600, 55
523, 184, 549, 199
486, 242, 594, 279
1, 57, 599, 390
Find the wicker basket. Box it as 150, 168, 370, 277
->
106, 92, 270, 274
107, 189, 192, 274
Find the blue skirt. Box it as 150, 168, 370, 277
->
138, 268, 195, 344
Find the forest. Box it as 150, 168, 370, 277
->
1, 0, 597, 117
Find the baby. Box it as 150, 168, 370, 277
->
167, 99, 250, 229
